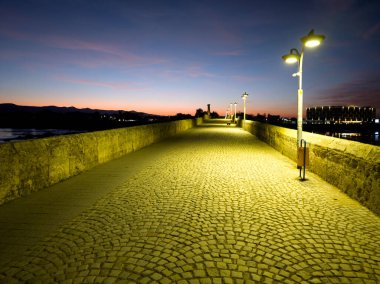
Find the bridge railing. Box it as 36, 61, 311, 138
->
241, 120, 380, 216
0, 118, 203, 205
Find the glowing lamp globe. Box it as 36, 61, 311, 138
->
282, 54, 299, 64
301, 29, 325, 48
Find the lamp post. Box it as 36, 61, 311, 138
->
282, 29, 325, 147
241, 92, 248, 127
230, 103, 233, 120
234, 102, 237, 123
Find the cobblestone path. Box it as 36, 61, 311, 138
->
0, 123, 379, 283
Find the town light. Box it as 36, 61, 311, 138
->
282, 29, 325, 179
301, 29, 325, 48
241, 92, 248, 127
230, 103, 233, 120
282, 49, 300, 64
225, 108, 229, 119
234, 102, 237, 123
284, 56, 298, 64
282, 29, 325, 147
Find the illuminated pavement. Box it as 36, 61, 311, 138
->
0, 122, 379, 283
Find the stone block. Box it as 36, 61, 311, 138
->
242, 120, 380, 216
0, 143, 20, 203
0, 118, 202, 205
47, 136, 70, 184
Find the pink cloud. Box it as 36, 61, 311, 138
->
312, 74, 380, 114
230, 75, 266, 82
363, 22, 380, 40
40, 35, 142, 62
319, 0, 355, 13
158, 63, 218, 80
0, 27, 166, 68
0, 28, 27, 41
212, 50, 243, 56
0, 25, 116, 55
186, 64, 216, 78
55, 76, 147, 91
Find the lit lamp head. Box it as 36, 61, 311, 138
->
241, 92, 248, 99
282, 48, 300, 64
301, 29, 325, 48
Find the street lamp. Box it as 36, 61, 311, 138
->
282, 29, 325, 147
230, 103, 233, 120
234, 102, 237, 123
241, 92, 248, 127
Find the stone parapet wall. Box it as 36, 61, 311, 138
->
0, 118, 203, 205
242, 120, 380, 216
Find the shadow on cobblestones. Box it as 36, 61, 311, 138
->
1, 124, 379, 283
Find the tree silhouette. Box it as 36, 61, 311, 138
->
195, 108, 205, 117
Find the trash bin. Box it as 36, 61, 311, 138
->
297, 146, 309, 168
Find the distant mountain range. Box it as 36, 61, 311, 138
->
0, 103, 168, 130
0, 103, 157, 117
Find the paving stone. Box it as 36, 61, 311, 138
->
0, 123, 379, 283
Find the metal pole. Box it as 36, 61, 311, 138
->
234, 103, 237, 123
241, 92, 248, 128
243, 98, 246, 126
297, 49, 304, 147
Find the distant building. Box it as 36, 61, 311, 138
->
306, 106, 376, 124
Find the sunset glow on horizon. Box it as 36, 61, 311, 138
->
1, 0, 379, 117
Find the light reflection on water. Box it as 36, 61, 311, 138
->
324, 132, 379, 146
0, 128, 83, 143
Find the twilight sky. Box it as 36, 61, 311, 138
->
1, 0, 379, 117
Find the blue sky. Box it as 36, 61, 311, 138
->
0, 0, 379, 116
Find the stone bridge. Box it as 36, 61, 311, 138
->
0, 119, 379, 283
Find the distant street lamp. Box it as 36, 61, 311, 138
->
230, 103, 233, 120
241, 92, 248, 127
234, 102, 237, 123
282, 29, 325, 147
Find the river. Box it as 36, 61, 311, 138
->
0, 128, 84, 143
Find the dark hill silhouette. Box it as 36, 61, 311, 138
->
0, 103, 168, 130
0, 103, 150, 115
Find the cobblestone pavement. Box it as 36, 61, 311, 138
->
0, 123, 379, 283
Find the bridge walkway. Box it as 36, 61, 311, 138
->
0, 122, 379, 283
